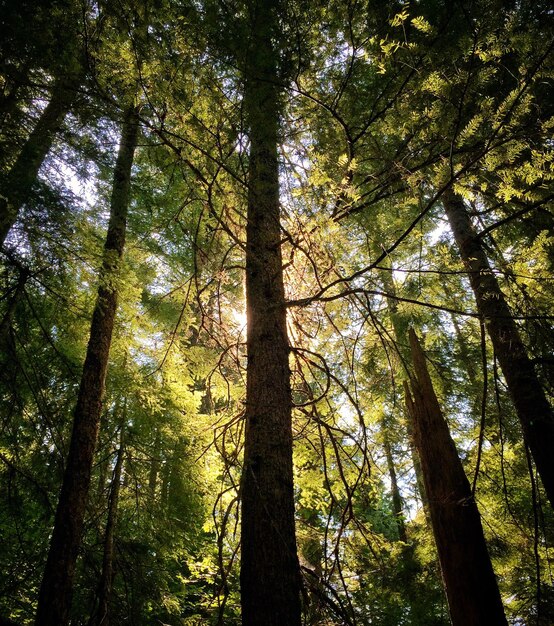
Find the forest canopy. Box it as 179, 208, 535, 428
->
0, 0, 553, 624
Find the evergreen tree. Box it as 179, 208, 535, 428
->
240, 0, 302, 622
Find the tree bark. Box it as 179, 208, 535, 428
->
239, 2, 302, 624
382, 431, 407, 542
34, 105, 139, 626
93, 424, 125, 626
148, 427, 161, 506
405, 329, 507, 626
444, 190, 554, 509
0, 71, 83, 248
380, 267, 428, 516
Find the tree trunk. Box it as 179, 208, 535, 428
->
0, 66, 26, 126
441, 276, 480, 388
450, 312, 479, 387
0, 267, 28, 393
239, 2, 302, 624
382, 431, 407, 542
35, 105, 139, 626
380, 267, 428, 515
0, 60, 34, 168
160, 455, 170, 511
0, 266, 28, 351
94, 424, 125, 626
405, 329, 507, 626
444, 190, 554, 509
0, 71, 83, 248
148, 427, 161, 506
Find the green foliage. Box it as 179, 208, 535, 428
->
1, 0, 553, 623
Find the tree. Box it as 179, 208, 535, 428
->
405, 329, 507, 626
35, 102, 139, 626
1, 0, 553, 623
0, 70, 84, 248
239, 1, 302, 623
0, 0, 88, 248
91, 419, 125, 626
443, 189, 554, 509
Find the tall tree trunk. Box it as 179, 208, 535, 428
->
405, 329, 507, 626
160, 457, 170, 511
0, 71, 83, 248
444, 190, 554, 509
35, 105, 139, 626
380, 267, 428, 515
450, 312, 479, 387
0, 266, 28, 394
0, 67, 26, 126
441, 275, 480, 388
382, 430, 407, 542
94, 423, 125, 626
0, 266, 28, 351
239, 2, 302, 624
148, 427, 161, 506
0, 59, 34, 168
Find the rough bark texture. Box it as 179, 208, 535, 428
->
239, 2, 302, 624
0, 72, 82, 247
35, 106, 138, 626
444, 191, 554, 509
94, 426, 125, 626
405, 329, 507, 626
